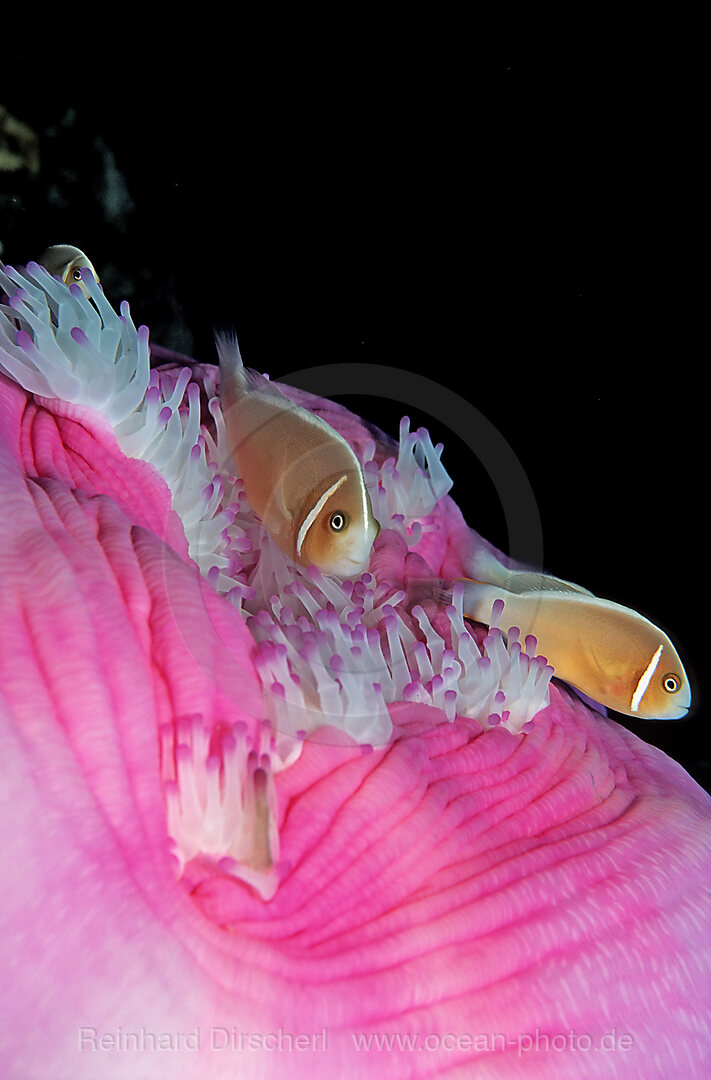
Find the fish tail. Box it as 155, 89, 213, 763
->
467, 545, 514, 588
459, 579, 503, 622
439, 578, 503, 623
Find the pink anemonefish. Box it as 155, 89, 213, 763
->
217, 332, 380, 578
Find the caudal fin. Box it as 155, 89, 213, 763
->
438, 578, 504, 624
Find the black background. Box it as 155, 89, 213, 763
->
1, 40, 705, 790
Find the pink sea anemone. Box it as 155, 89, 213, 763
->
1, 261, 710, 1078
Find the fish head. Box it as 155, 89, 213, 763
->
630, 640, 691, 720
297, 471, 380, 578
39, 245, 100, 297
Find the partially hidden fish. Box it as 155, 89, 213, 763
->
217, 332, 380, 577
38, 245, 100, 297
453, 577, 691, 720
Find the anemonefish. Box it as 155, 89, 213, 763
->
217, 333, 380, 577
38, 245, 100, 297
453, 576, 691, 720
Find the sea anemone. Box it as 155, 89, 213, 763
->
1, 260, 710, 1078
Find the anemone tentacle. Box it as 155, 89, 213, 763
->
1, 261, 248, 584
160, 714, 280, 900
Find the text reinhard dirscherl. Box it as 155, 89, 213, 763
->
78, 1026, 634, 1057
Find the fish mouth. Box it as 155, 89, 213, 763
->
331, 537, 378, 577
323, 554, 369, 578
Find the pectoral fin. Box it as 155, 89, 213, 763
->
273, 474, 293, 525
259, 472, 294, 542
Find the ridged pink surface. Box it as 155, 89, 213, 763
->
1, 369, 710, 1079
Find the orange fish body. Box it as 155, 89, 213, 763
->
218, 334, 379, 577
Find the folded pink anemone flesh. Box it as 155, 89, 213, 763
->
1, 343, 711, 1078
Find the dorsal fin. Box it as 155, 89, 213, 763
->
472, 544, 594, 597
215, 330, 294, 405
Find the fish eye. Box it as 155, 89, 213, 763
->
661, 673, 680, 694
329, 511, 348, 532
72, 268, 83, 281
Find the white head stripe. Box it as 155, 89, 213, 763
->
296, 475, 348, 556
630, 643, 664, 712
358, 461, 368, 529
